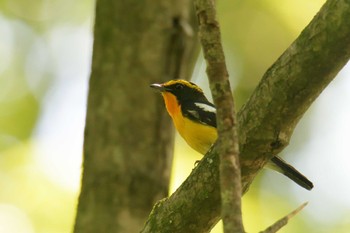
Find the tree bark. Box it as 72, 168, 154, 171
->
141, 0, 350, 232
73, 1, 198, 233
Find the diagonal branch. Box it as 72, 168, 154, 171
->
141, 0, 350, 232
259, 202, 308, 233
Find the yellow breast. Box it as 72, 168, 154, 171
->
161, 92, 218, 155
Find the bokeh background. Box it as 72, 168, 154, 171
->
1, 0, 349, 232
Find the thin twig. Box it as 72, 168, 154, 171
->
194, 0, 244, 232
259, 202, 308, 233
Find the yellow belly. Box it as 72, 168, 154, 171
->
173, 110, 218, 155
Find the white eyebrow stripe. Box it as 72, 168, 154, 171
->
194, 103, 216, 113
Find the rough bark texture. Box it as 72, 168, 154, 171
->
141, 0, 350, 232
73, 1, 198, 233
195, 0, 244, 232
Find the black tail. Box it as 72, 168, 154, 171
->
270, 156, 313, 190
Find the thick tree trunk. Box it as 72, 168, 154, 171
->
73, 1, 198, 233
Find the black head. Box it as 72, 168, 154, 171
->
150, 80, 209, 104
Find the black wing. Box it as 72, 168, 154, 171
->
182, 101, 217, 128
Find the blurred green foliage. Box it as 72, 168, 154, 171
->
0, 78, 39, 150
1, 0, 350, 232
0, 0, 92, 232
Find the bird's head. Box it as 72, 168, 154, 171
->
150, 80, 208, 104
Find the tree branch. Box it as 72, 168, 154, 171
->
259, 203, 308, 233
141, 0, 350, 232
194, 0, 243, 232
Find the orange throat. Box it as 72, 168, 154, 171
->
162, 92, 181, 118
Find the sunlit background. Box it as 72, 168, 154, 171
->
1, 0, 349, 232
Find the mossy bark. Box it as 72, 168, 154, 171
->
73, 1, 198, 233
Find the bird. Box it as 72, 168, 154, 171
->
150, 79, 313, 190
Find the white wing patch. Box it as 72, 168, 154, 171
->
194, 103, 216, 114
187, 110, 199, 119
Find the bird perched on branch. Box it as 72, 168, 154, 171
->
151, 79, 313, 190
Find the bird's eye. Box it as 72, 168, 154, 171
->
175, 84, 183, 90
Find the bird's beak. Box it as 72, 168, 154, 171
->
150, 83, 166, 92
